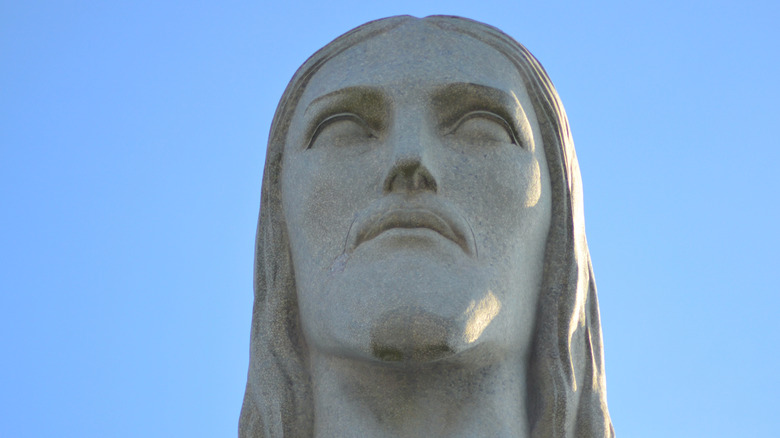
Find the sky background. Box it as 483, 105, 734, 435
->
2, 1, 778, 437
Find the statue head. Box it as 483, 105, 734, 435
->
241, 16, 613, 437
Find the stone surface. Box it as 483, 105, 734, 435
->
241, 15, 614, 438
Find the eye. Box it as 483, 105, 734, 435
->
446, 110, 521, 147
306, 113, 377, 149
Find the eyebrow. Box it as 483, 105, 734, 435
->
304, 86, 386, 116
433, 82, 515, 105
431, 82, 533, 149
431, 82, 523, 122
301, 86, 388, 143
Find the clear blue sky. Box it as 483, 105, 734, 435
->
2, 1, 778, 436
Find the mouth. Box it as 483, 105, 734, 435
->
347, 196, 476, 256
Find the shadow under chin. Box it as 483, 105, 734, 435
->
369, 306, 458, 363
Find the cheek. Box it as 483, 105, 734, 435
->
282, 151, 381, 268
448, 149, 546, 251
490, 157, 542, 210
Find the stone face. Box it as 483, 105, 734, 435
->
240, 16, 614, 438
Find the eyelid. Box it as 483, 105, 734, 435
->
306, 112, 375, 149
446, 110, 522, 147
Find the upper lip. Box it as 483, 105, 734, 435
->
346, 195, 476, 256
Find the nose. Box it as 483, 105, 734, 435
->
382, 125, 438, 194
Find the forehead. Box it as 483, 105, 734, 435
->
299, 22, 528, 106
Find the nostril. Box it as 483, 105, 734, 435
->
383, 159, 438, 194
412, 168, 437, 192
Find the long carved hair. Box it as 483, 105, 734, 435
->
240, 15, 614, 438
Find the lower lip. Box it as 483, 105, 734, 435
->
369, 227, 454, 246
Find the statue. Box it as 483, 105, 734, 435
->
240, 15, 614, 438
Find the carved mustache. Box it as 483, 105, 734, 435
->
345, 194, 477, 256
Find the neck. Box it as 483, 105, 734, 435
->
309, 347, 529, 438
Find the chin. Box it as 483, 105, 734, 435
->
305, 250, 501, 365
368, 305, 459, 363
366, 304, 508, 367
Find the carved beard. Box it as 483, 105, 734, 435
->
302, 243, 500, 364
370, 306, 454, 362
